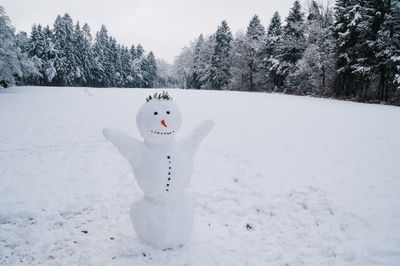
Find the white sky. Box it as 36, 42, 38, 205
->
0, 0, 323, 63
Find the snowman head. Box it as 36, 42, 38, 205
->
136, 92, 182, 144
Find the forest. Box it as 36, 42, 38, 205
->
174, 0, 400, 104
1, 0, 400, 105
0, 7, 169, 88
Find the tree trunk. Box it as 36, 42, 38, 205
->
322, 65, 326, 94
353, 76, 357, 98
249, 64, 254, 91
378, 66, 385, 100
385, 79, 389, 102
364, 83, 367, 97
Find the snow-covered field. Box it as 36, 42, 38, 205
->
1, 86, 399, 266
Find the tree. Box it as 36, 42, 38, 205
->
186, 34, 204, 89
93, 24, 111, 86
373, 0, 400, 102
143, 51, 158, 87
41, 25, 57, 83
154, 59, 178, 88
334, 0, 362, 97
245, 15, 265, 91
181, 34, 215, 89
209, 20, 233, 89
52, 13, 79, 85
282, 0, 306, 65
259, 11, 285, 91
173, 46, 194, 89
288, 1, 336, 95
229, 31, 248, 90
0, 6, 38, 87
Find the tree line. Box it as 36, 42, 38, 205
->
1, 1, 400, 105
0, 7, 178, 88
173, 0, 400, 105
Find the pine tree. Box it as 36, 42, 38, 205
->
334, 0, 361, 97
52, 13, 78, 85
282, 0, 306, 65
93, 25, 111, 86
108, 37, 123, 87
129, 43, 147, 87
173, 46, 194, 89
73, 22, 86, 85
119, 46, 132, 87
246, 15, 265, 91
349, 0, 378, 98
229, 31, 249, 90
288, 1, 336, 95
333, 0, 400, 101
259, 11, 284, 91
143, 51, 158, 87
279, 0, 306, 93
187, 34, 205, 89
268, 11, 282, 36
155, 59, 178, 88
27, 24, 45, 84
209, 20, 233, 89
42, 25, 57, 83
0, 6, 38, 87
15, 31, 40, 85
186, 34, 215, 89
373, 0, 400, 101
136, 44, 144, 58
80, 23, 101, 86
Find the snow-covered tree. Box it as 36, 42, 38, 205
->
173, 46, 194, 89
333, 0, 400, 102
186, 34, 204, 89
26, 24, 46, 84
334, 0, 363, 97
245, 15, 265, 91
282, 0, 306, 65
258, 11, 285, 91
93, 25, 111, 86
209, 20, 233, 89
52, 13, 78, 85
143, 51, 158, 88
41, 25, 57, 83
178, 33, 215, 89
288, 1, 336, 95
229, 31, 249, 90
154, 59, 178, 88
0, 6, 38, 87
131, 44, 148, 87
373, 0, 400, 101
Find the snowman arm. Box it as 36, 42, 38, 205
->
103, 128, 142, 166
182, 120, 214, 157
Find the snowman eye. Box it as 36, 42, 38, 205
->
166, 111, 170, 114
154, 112, 158, 115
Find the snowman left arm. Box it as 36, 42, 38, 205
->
103, 128, 142, 167
181, 120, 214, 158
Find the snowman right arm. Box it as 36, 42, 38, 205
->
103, 128, 142, 167
181, 120, 214, 158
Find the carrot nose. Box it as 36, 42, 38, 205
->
161, 120, 167, 127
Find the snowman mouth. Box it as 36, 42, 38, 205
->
150, 130, 175, 135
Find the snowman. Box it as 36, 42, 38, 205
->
103, 92, 213, 249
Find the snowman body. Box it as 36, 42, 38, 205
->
131, 141, 194, 248
103, 96, 213, 249
134, 140, 193, 200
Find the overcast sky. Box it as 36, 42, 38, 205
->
0, 0, 324, 63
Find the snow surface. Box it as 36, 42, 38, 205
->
1, 86, 399, 265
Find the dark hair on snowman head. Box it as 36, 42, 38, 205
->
146, 91, 173, 102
